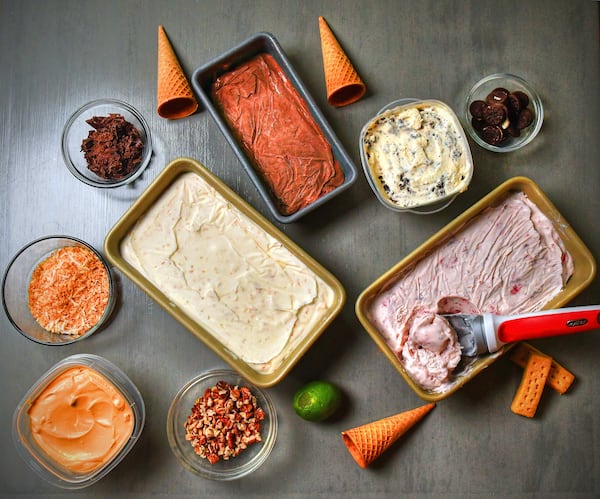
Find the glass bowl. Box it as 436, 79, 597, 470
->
359, 98, 473, 214
61, 98, 152, 187
2, 235, 116, 345
464, 73, 543, 152
167, 369, 277, 480
12, 354, 145, 489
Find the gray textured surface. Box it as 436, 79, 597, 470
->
1, 1, 599, 497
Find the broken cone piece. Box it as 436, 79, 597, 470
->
157, 25, 198, 119
318, 16, 366, 107
341, 402, 435, 468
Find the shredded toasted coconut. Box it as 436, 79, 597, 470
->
28, 246, 110, 336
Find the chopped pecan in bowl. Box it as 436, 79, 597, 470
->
184, 380, 265, 464
167, 369, 277, 480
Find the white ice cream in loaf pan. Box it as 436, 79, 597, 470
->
104, 158, 346, 388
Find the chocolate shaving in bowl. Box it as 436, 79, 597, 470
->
81, 113, 144, 180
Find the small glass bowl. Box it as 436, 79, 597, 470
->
359, 98, 473, 215
2, 235, 116, 345
61, 99, 152, 187
12, 354, 145, 489
167, 369, 277, 480
464, 73, 543, 152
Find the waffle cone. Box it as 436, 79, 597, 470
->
318, 16, 366, 107
341, 403, 435, 468
157, 25, 198, 119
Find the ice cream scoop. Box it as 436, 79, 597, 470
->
444, 305, 600, 356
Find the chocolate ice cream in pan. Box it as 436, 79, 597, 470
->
192, 32, 357, 223
356, 176, 596, 402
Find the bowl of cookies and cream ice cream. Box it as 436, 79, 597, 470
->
355, 177, 596, 401
12, 354, 145, 489
360, 99, 473, 214
104, 158, 346, 388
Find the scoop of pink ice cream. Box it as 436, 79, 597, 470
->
401, 310, 462, 390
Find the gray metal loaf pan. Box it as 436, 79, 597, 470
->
191, 32, 357, 223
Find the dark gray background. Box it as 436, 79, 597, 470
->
1, 1, 599, 497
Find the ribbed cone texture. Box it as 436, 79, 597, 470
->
341, 403, 435, 468
318, 16, 366, 107
157, 25, 198, 119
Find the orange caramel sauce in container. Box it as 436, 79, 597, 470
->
13, 354, 145, 489
27, 365, 134, 474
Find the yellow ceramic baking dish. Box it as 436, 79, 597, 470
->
104, 158, 346, 388
355, 176, 596, 401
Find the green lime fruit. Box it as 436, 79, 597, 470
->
293, 380, 342, 421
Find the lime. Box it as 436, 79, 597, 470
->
293, 380, 342, 421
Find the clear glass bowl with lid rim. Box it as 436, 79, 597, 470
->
359, 98, 474, 214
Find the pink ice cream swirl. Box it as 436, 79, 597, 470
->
398, 307, 462, 390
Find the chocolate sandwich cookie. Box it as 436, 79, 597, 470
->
486, 87, 509, 105
469, 86, 535, 146
481, 125, 505, 145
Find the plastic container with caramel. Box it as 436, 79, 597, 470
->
12, 354, 145, 489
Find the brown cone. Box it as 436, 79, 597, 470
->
341, 403, 435, 468
318, 16, 366, 107
157, 25, 198, 119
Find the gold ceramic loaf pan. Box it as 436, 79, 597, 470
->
355, 176, 596, 402
104, 158, 346, 387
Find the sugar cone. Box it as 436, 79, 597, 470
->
341, 403, 435, 468
157, 25, 198, 119
318, 16, 366, 107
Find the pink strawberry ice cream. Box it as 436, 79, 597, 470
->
401, 309, 462, 389
369, 191, 574, 391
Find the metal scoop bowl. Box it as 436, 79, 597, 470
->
443, 305, 600, 357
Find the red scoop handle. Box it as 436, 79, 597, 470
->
497, 305, 600, 344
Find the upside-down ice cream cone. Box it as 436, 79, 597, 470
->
157, 25, 198, 119
341, 403, 435, 468
318, 16, 366, 107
